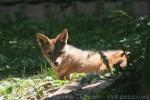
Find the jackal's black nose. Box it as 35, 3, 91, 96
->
54, 61, 59, 66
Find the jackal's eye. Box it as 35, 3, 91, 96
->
47, 52, 52, 55
58, 51, 64, 55
58, 51, 62, 55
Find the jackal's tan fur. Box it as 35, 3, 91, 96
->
36, 29, 128, 80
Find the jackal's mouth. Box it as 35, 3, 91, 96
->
54, 62, 59, 66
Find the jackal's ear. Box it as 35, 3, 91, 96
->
56, 29, 68, 44
36, 33, 49, 47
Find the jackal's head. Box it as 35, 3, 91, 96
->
36, 29, 68, 68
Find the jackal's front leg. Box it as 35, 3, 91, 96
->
57, 73, 64, 80
57, 73, 71, 80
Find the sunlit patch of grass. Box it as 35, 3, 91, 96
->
0, 75, 70, 100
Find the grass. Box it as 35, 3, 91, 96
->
0, 75, 70, 100
0, 10, 149, 99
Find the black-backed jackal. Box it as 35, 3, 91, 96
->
36, 29, 128, 80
